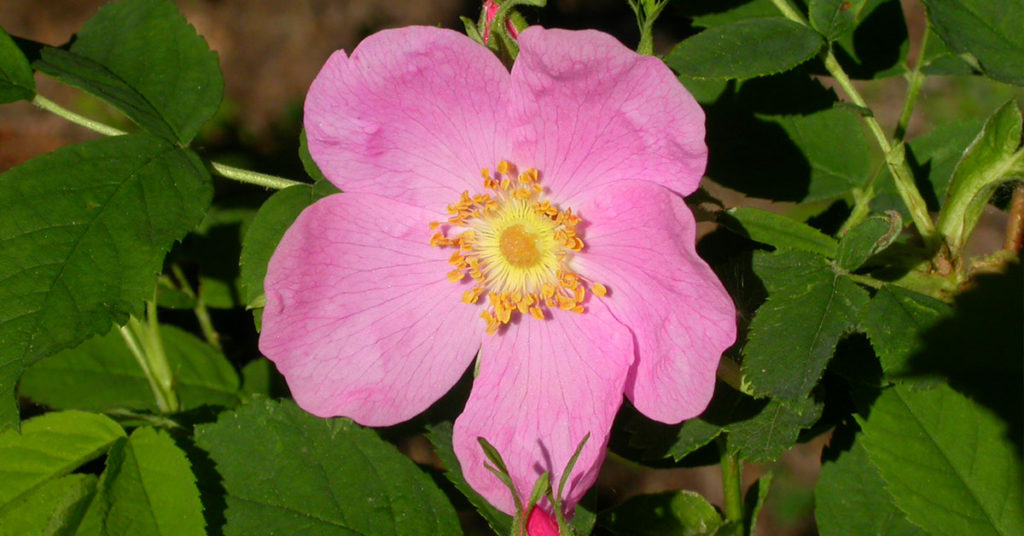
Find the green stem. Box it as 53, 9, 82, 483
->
33, 94, 126, 136
845, 273, 885, 289
141, 300, 179, 414
171, 265, 222, 352
118, 322, 170, 413
769, 0, 938, 248
207, 161, 304, 190
893, 28, 930, 142
719, 436, 745, 534
822, 49, 937, 248
32, 94, 303, 190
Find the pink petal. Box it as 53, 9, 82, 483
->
259, 193, 483, 425
573, 180, 736, 423
507, 27, 707, 203
304, 27, 510, 210
452, 303, 633, 515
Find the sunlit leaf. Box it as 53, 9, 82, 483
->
860, 384, 1024, 536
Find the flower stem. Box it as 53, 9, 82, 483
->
32, 94, 303, 190
718, 436, 745, 535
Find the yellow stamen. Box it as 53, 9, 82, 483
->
429, 161, 607, 333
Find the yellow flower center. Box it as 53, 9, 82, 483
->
499, 225, 540, 268
429, 161, 607, 334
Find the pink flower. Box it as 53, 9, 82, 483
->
260, 26, 736, 516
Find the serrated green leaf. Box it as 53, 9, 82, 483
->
0, 26, 34, 103
0, 411, 124, 511
34, 0, 222, 143
836, 211, 901, 271
690, 0, 777, 29
0, 473, 96, 536
598, 491, 723, 536
239, 184, 319, 309
742, 249, 870, 400
809, 0, 868, 42
426, 422, 512, 535
861, 286, 952, 376
937, 100, 1023, 255
815, 440, 924, 536
860, 384, 1024, 536
666, 18, 824, 80
727, 396, 822, 463
0, 134, 211, 429
923, 0, 1024, 86
195, 398, 461, 536
19, 325, 239, 412
723, 207, 838, 257
95, 427, 205, 536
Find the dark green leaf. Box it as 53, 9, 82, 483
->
742, 249, 870, 400
722, 207, 838, 257
830, 0, 908, 79
0, 411, 124, 510
0, 473, 96, 536
727, 396, 822, 463
239, 357, 289, 399
195, 398, 461, 536
239, 184, 319, 310
836, 211, 901, 271
19, 325, 239, 412
0, 135, 211, 429
764, 108, 872, 201
809, 0, 868, 42
701, 74, 871, 203
598, 491, 723, 536
921, 28, 977, 76
665, 18, 824, 80
860, 384, 1024, 536
34, 0, 222, 143
937, 100, 1023, 254
426, 422, 512, 535
298, 130, 327, 184
923, 0, 1024, 86
816, 440, 924, 536
861, 285, 952, 376
96, 427, 206, 536
626, 381, 760, 462
0, 26, 34, 103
